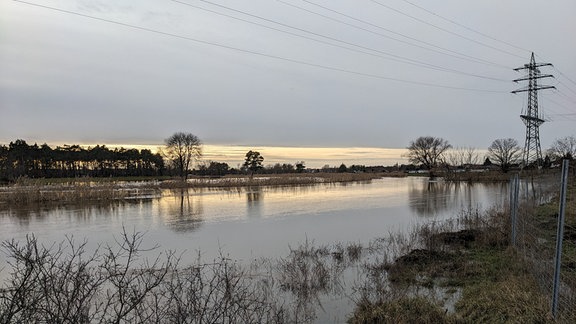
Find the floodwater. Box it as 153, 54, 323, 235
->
0, 177, 511, 321
0, 177, 509, 263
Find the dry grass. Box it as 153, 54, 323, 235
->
352, 206, 563, 323
443, 170, 511, 182
444, 168, 561, 183
167, 172, 387, 188
349, 296, 454, 324
0, 173, 385, 204
0, 181, 159, 205
455, 275, 552, 323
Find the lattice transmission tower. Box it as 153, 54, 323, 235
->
512, 52, 555, 167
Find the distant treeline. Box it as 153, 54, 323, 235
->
0, 140, 409, 182
0, 140, 165, 181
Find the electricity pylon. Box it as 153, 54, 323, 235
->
512, 52, 555, 167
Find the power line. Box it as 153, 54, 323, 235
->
556, 90, 576, 106
541, 98, 576, 122
398, 0, 532, 54
541, 94, 576, 114
534, 54, 576, 96
277, 0, 510, 70
171, 1, 405, 63
184, 0, 509, 82
11, 0, 508, 93
555, 68, 576, 88
555, 74, 576, 97
305, 0, 525, 59
173, 0, 505, 81
555, 79, 576, 98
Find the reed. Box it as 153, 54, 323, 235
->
164, 172, 387, 189
1, 173, 390, 205
0, 182, 159, 205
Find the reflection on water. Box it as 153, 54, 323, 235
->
0, 179, 513, 235
0, 178, 512, 264
0, 177, 516, 322
408, 180, 509, 217
0, 176, 562, 323
246, 187, 263, 218
161, 188, 204, 233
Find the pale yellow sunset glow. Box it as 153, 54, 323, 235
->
83, 143, 408, 168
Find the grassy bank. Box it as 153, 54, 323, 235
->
350, 170, 576, 323
350, 207, 554, 323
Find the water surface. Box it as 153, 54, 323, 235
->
0, 177, 508, 265
0, 177, 514, 322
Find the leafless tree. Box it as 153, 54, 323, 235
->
446, 147, 480, 168
163, 132, 203, 179
405, 136, 452, 170
547, 135, 576, 160
487, 138, 521, 172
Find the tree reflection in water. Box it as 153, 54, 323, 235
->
163, 188, 203, 233
408, 180, 508, 217
246, 187, 263, 218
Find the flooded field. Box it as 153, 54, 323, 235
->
0, 178, 508, 262
0, 177, 511, 322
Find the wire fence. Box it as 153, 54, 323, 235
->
511, 160, 576, 321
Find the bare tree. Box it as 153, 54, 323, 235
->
164, 132, 202, 179
487, 138, 521, 173
405, 136, 452, 170
547, 135, 576, 160
446, 147, 480, 168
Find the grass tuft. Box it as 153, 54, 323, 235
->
348, 296, 454, 324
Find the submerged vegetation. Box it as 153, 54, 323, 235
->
0, 172, 390, 205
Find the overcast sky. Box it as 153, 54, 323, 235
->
1, 0, 575, 153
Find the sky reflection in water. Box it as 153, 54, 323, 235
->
0, 178, 509, 265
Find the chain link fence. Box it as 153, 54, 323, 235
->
511, 161, 576, 321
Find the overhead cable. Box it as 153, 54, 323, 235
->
12, 0, 507, 92
367, 0, 525, 59
187, 0, 509, 81
277, 0, 510, 70
399, 0, 532, 54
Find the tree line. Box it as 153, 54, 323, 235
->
0, 135, 305, 182
0, 140, 165, 181
4, 132, 575, 182
406, 135, 576, 174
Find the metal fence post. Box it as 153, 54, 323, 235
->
552, 159, 569, 319
510, 174, 519, 246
